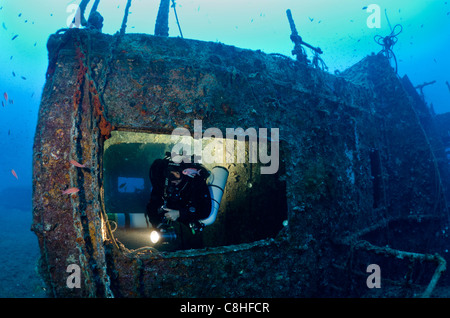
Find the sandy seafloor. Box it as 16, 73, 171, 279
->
0, 204, 47, 298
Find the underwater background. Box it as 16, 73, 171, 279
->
0, 0, 449, 297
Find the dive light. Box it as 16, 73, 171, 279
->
150, 222, 177, 244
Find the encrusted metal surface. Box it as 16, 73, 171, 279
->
32, 29, 449, 297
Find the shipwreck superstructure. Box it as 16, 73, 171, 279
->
32, 24, 450, 297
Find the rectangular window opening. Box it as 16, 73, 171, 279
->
102, 130, 287, 251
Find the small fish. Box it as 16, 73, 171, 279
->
362, 6, 368, 10
50, 152, 59, 160
3, 92, 7, 102
11, 169, 18, 179
62, 187, 80, 195
2, 22, 6, 30
1, 101, 4, 107
182, 168, 201, 178
12, 72, 15, 77
21, 76, 26, 80
69, 159, 86, 168
119, 183, 127, 189
308, 17, 314, 22
11, 35, 18, 41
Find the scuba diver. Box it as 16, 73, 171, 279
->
146, 152, 212, 249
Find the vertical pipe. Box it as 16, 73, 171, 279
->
120, 0, 133, 35
172, 0, 183, 38
87, 0, 103, 31
155, 0, 170, 37
90, 0, 101, 16
77, 0, 91, 26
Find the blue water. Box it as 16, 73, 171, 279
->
0, 0, 449, 297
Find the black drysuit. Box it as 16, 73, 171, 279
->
146, 158, 212, 229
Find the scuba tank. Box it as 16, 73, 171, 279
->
199, 166, 229, 227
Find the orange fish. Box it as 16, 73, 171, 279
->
62, 187, 80, 195
3, 92, 7, 102
11, 169, 18, 179
69, 159, 86, 168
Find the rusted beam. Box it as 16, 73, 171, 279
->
155, 0, 170, 36
120, 0, 133, 35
